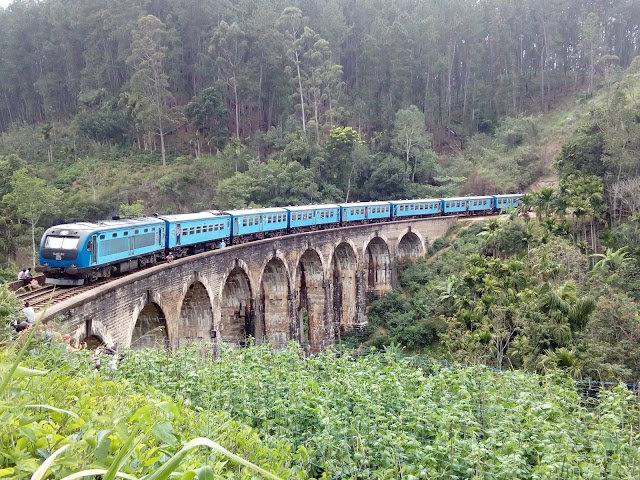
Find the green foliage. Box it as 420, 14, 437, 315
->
118, 200, 145, 218
184, 87, 228, 151
0, 342, 293, 479
217, 159, 319, 209
106, 345, 640, 479
75, 110, 133, 145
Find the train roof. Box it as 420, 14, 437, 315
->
389, 198, 443, 205
224, 207, 288, 216
157, 212, 229, 222
445, 196, 494, 202
45, 217, 164, 233
338, 201, 391, 208
285, 203, 340, 212
493, 193, 523, 198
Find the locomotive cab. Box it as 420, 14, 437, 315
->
38, 226, 92, 285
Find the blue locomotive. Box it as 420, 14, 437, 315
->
38, 194, 522, 285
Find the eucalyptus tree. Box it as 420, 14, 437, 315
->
211, 21, 248, 140
392, 106, 432, 182
127, 15, 174, 166
278, 7, 310, 133
2, 168, 62, 268
184, 87, 228, 157
582, 12, 602, 97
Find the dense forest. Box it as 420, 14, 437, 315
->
1, 0, 639, 136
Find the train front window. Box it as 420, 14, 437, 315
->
44, 236, 80, 250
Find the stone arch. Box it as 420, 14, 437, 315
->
258, 257, 291, 347
363, 236, 392, 295
82, 335, 104, 349
397, 228, 426, 261
177, 281, 214, 346
295, 249, 326, 353
220, 266, 253, 345
330, 241, 359, 330
131, 302, 169, 349
79, 318, 113, 348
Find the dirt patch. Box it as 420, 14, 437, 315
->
526, 142, 561, 192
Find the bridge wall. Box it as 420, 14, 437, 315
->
41, 217, 455, 351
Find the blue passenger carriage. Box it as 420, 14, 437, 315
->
339, 201, 391, 224
390, 199, 443, 219
442, 196, 494, 215
159, 212, 231, 257
286, 204, 340, 232
38, 218, 165, 285
226, 207, 289, 243
493, 194, 523, 212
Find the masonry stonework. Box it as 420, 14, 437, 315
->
41, 217, 455, 351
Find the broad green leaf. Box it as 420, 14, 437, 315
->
24, 405, 79, 418
31, 444, 68, 480
61, 469, 138, 480
141, 438, 283, 480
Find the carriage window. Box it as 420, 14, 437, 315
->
134, 229, 139, 234
124, 231, 128, 236
196, 227, 201, 234
242, 218, 247, 226
100, 234, 105, 239
188, 227, 194, 234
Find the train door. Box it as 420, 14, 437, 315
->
129, 233, 135, 256
90, 235, 98, 265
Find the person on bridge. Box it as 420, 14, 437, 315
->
17, 268, 26, 282
23, 268, 33, 287
22, 301, 35, 324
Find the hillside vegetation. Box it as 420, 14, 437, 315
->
3, 339, 640, 479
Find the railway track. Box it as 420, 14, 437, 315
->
16, 279, 114, 313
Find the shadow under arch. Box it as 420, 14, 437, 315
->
131, 302, 168, 349
363, 236, 392, 295
331, 241, 359, 331
295, 248, 326, 353
397, 230, 425, 262
177, 280, 214, 346
220, 266, 254, 345
259, 256, 291, 347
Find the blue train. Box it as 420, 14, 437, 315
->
37, 194, 522, 285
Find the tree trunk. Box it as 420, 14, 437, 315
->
158, 116, 166, 166
233, 76, 240, 139
31, 221, 36, 269
295, 50, 306, 132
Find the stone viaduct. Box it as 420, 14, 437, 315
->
41, 216, 455, 352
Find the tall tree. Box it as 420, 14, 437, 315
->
278, 7, 309, 132
127, 15, 174, 166
392, 105, 432, 182
211, 21, 248, 140
184, 87, 228, 157
2, 169, 62, 268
